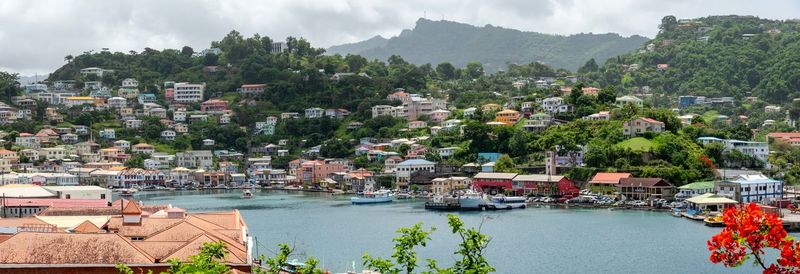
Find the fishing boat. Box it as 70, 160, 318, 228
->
242, 189, 253, 199
351, 190, 392, 204
704, 212, 725, 227
489, 195, 527, 209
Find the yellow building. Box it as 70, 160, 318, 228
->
495, 109, 520, 125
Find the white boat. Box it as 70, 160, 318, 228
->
351, 190, 392, 204
118, 188, 137, 196
458, 191, 488, 210
242, 189, 253, 199
490, 195, 528, 209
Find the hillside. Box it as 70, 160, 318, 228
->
585, 15, 800, 104
327, 18, 649, 72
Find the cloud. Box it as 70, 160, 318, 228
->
0, 0, 797, 75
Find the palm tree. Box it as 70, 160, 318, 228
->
64, 55, 73, 63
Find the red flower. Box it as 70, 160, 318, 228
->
707, 203, 799, 273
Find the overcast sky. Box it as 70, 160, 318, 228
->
2, 0, 798, 76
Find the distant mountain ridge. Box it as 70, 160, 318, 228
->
327, 18, 650, 71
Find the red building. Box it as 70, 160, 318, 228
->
473, 172, 517, 194
512, 174, 578, 197
200, 99, 229, 113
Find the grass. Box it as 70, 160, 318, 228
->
701, 110, 719, 123
615, 137, 653, 152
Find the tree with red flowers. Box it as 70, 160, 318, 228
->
707, 203, 800, 273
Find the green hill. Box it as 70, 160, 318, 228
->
327, 18, 649, 72
585, 15, 800, 104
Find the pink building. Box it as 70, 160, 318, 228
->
165, 88, 175, 101
294, 160, 347, 185
200, 99, 229, 113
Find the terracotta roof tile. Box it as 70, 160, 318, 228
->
589, 173, 632, 185
0, 232, 154, 264
122, 200, 142, 215
72, 220, 101, 233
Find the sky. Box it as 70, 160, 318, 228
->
1, 0, 799, 76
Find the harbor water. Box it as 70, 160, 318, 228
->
134, 190, 772, 273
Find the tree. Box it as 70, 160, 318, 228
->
261, 244, 322, 274
597, 85, 617, 105
64, 55, 73, 63
436, 62, 457, 80
363, 223, 435, 274
464, 62, 484, 79
117, 241, 231, 274
180, 46, 194, 56
125, 153, 150, 168
707, 203, 800, 273
577, 58, 598, 74
363, 214, 494, 274
494, 154, 518, 173
659, 15, 678, 32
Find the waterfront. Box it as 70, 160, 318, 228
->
135, 190, 767, 273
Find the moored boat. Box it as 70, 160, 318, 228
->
118, 188, 137, 196
458, 191, 487, 210
242, 189, 253, 199
704, 212, 725, 227
489, 195, 527, 209
351, 190, 392, 204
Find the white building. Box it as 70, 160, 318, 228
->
305, 107, 325, 118
697, 137, 769, 164
395, 159, 436, 189
615, 95, 644, 108
716, 175, 783, 203
114, 140, 131, 150
121, 78, 139, 88
173, 82, 205, 103
161, 130, 177, 141
99, 128, 116, 139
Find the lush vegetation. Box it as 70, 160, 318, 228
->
328, 18, 649, 72
582, 15, 800, 104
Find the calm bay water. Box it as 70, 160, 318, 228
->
133, 190, 769, 273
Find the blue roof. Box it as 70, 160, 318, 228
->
397, 159, 435, 166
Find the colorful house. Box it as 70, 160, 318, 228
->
512, 174, 578, 197
473, 172, 517, 194
617, 177, 675, 201
588, 172, 631, 194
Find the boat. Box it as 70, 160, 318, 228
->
671, 209, 683, 217
242, 189, 253, 199
394, 192, 413, 199
118, 188, 137, 196
458, 191, 488, 210
351, 190, 392, 204
681, 209, 707, 221
704, 212, 725, 227
489, 195, 527, 209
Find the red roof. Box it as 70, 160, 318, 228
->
122, 200, 143, 215
589, 173, 632, 185
640, 117, 664, 124
3, 198, 108, 208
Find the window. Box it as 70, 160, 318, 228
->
65, 194, 70, 199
